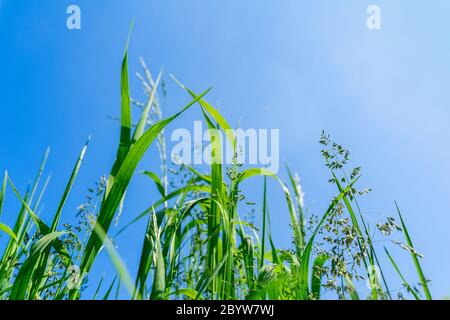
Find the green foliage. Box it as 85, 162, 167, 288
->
0, 35, 433, 301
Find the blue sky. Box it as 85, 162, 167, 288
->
1, 0, 450, 298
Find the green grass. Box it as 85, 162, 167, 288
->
0, 35, 433, 301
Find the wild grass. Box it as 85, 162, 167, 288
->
0, 35, 432, 300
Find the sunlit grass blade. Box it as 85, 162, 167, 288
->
268, 235, 281, 266
50, 136, 90, 231
395, 202, 432, 300
132, 70, 162, 143
171, 75, 236, 148
28, 147, 50, 208
311, 254, 328, 300
92, 275, 104, 300
200, 108, 225, 297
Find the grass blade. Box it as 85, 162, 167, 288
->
260, 176, 267, 270
79, 88, 212, 278
395, 202, 432, 300
0, 223, 17, 243
311, 254, 328, 300
51, 136, 90, 231
298, 176, 359, 299
384, 247, 420, 300
0, 172, 7, 217
108, 22, 135, 195
9, 231, 67, 300
93, 223, 136, 299
103, 275, 118, 300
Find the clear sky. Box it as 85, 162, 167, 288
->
1, 0, 450, 298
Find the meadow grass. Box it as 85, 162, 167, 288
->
0, 36, 432, 300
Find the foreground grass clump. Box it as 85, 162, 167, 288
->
0, 38, 432, 300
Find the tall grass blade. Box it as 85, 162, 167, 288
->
0, 172, 7, 217
9, 231, 67, 300
260, 176, 268, 270
103, 275, 118, 300
79, 88, 212, 279
395, 202, 432, 300
93, 223, 137, 299
50, 137, 90, 231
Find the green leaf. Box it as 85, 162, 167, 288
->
108, 21, 135, 193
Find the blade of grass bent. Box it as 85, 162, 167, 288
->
0, 172, 7, 217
